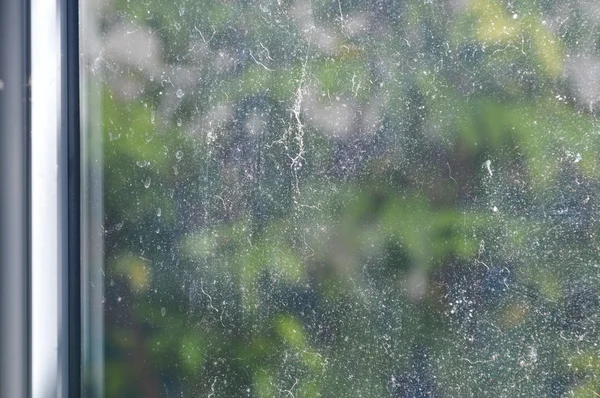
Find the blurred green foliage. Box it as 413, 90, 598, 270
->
93, 0, 600, 396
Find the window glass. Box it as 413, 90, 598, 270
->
83, 0, 600, 396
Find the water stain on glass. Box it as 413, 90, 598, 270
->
84, 0, 600, 396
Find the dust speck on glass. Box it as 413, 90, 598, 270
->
83, 0, 600, 396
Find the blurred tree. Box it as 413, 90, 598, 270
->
88, 0, 600, 396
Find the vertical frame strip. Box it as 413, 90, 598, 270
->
65, 0, 82, 394
31, 0, 68, 395
80, 0, 105, 393
0, 0, 31, 396
32, 0, 82, 394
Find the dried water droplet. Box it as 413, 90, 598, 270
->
161, 307, 166, 316
177, 118, 182, 127
483, 160, 493, 177
150, 110, 155, 124
136, 160, 148, 168
176, 88, 184, 98
108, 131, 121, 141
144, 177, 151, 188
176, 150, 183, 160
157, 207, 162, 217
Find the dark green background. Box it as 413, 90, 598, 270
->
90, 0, 600, 396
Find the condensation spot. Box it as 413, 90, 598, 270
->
483, 159, 493, 177
108, 131, 121, 141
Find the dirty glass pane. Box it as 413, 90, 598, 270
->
82, 0, 600, 396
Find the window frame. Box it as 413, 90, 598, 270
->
0, 0, 31, 396
1, 0, 83, 396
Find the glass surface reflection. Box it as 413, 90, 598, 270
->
83, 0, 600, 396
